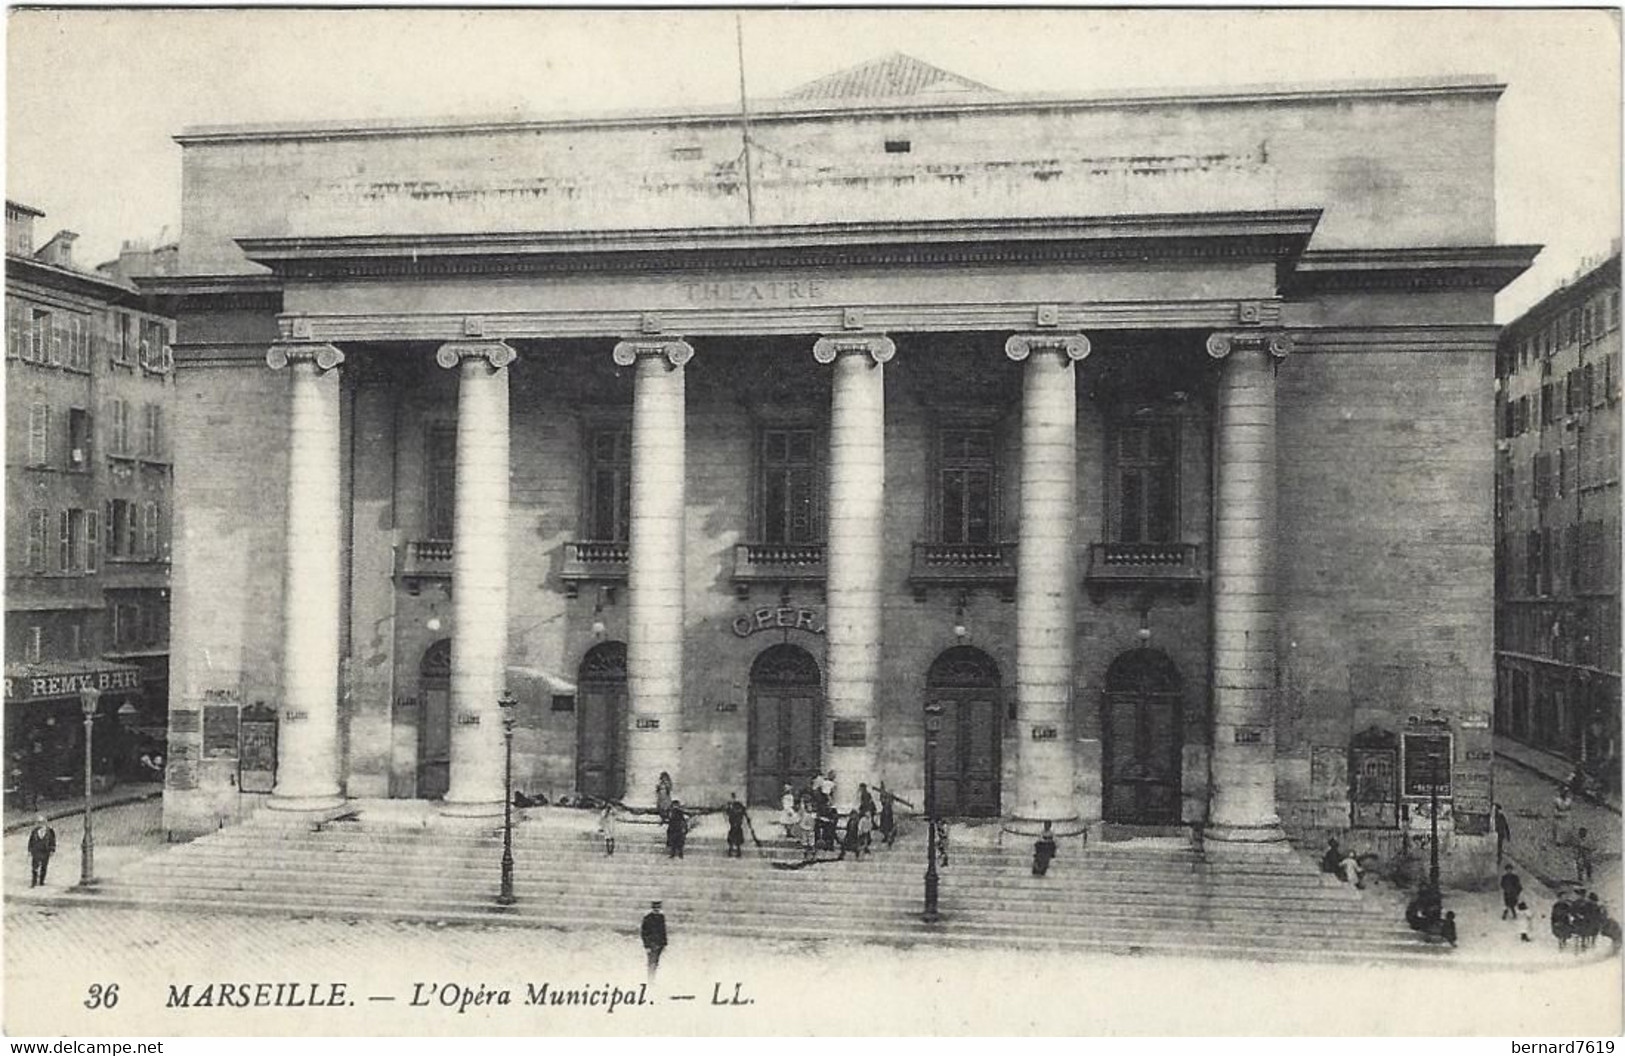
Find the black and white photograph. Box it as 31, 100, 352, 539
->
3, 5, 1620, 1039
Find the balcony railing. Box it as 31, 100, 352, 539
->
731, 542, 826, 597
396, 539, 453, 593
561, 539, 630, 596
907, 542, 1017, 599
1084, 542, 1204, 601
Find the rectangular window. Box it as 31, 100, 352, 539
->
143, 502, 159, 559
107, 498, 138, 559
85, 508, 99, 573
1558, 447, 1567, 497
937, 426, 997, 545
1540, 383, 1553, 427
141, 404, 164, 458
108, 399, 130, 455
141, 605, 163, 648
28, 308, 50, 363
68, 407, 91, 470
1526, 531, 1540, 596
759, 427, 820, 544
424, 425, 456, 541
26, 626, 42, 664
58, 509, 86, 573
585, 425, 632, 542
1503, 401, 1516, 439
27, 402, 50, 466
7, 300, 23, 359
112, 603, 140, 650
67, 622, 82, 660
115, 313, 133, 365
26, 508, 47, 572
1113, 421, 1179, 543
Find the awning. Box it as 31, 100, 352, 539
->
5, 660, 144, 704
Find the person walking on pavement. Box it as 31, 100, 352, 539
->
1573, 826, 1596, 884
1551, 891, 1574, 951
1500, 864, 1524, 921
1494, 804, 1512, 866
724, 793, 747, 859
27, 815, 56, 887
1517, 901, 1534, 943
878, 782, 900, 848
641, 900, 667, 980
665, 800, 689, 859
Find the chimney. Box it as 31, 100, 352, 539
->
35, 229, 79, 269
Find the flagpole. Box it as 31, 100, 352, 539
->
735, 13, 757, 225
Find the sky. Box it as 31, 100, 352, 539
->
6, 7, 1619, 320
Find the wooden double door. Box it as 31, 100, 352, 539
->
576, 642, 628, 802
747, 645, 822, 805
1102, 649, 1184, 824
926, 647, 1003, 818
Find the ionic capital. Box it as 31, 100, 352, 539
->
436, 340, 518, 371
612, 338, 694, 369
1206, 331, 1293, 360
1004, 333, 1090, 364
266, 342, 344, 372
812, 333, 895, 366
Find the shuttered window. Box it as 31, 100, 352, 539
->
27, 403, 50, 466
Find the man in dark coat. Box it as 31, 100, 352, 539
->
1500, 865, 1524, 921
665, 801, 689, 859
27, 815, 56, 887
724, 793, 747, 859
1493, 804, 1512, 865
640, 900, 667, 979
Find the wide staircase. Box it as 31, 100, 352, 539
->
34, 807, 1444, 963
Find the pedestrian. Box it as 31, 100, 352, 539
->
1500, 864, 1524, 921
798, 801, 817, 861
1573, 826, 1596, 884
839, 809, 863, 860
1338, 847, 1364, 889
817, 801, 838, 852
1517, 901, 1534, 943
598, 801, 617, 856
27, 815, 56, 887
724, 793, 747, 859
1033, 820, 1058, 877
1601, 906, 1622, 954
665, 799, 688, 859
1439, 910, 1458, 947
878, 783, 898, 848
1493, 804, 1512, 866
1551, 892, 1574, 950
858, 783, 877, 825
1320, 836, 1342, 875
1576, 892, 1603, 951
820, 770, 837, 804
640, 900, 667, 980
779, 784, 798, 838
655, 771, 674, 821
1552, 785, 1574, 843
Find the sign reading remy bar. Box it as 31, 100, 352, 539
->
4, 665, 142, 703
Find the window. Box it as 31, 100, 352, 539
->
759, 427, 820, 544
27, 402, 51, 466
1113, 421, 1179, 543
1558, 447, 1567, 498
112, 603, 141, 650
884, 139, 912, 154
1541, 383, 1553, 427
1526, 531, 1540, 595
26, 508, 47, 572
28, 308, 50, 363
141, 604, 163, 648
142, 502, 160, 559
6, 300, 23, 359
139, 319, 171, 373
937, 426, 997, 545
84, 508, 99, 572
424, 425, 456, 541
107, 499, 138, 559
57, 509, 85, 573
1583, 306, 1594, 344
140, 404, 164, 459
108, 399, 131, 455
585, 425, 631, 542
1594, 362, 1609, 410
67, 622, 82, 660
67, 408, 92, 470
1503, 401, 1516, 439
25, 626, 42, 664
113, 313, 134, 366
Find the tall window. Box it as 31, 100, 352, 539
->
26, 626, 42, 663
424, 425, 456, 541
1113, 421, 1179, 544
68, 408, 92, 470
141, 404, 164, 459
27, 403, 50, 466
759, 427, 819, 544
26, 508, 47, 572
937, 426, 996, 545
108, 499, 138, 559
586, 425, 631, 542
58, 509, 85, 573
28, 308, 51, 363
114, 313, 134, 366
107, 398, 131, 455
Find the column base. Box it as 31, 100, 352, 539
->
438, 799, 506, 819
1201, 822, 1289, 846
265, 794, 347, 813
1002, 814, 1090, 839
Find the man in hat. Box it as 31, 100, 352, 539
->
27, 815, 56, 887
1500, 864, 1524, 921
641, 900, 667, 979
665, 800, 689, 859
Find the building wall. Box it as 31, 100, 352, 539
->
178, 83, 1500, 273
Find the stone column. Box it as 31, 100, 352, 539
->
813, 333, 895, 810
265, 342, 347, 812
616, 338, 693, 808
437, 340, 517, 815
1005, 333, 1090, 831
1205, 330, 1292, 841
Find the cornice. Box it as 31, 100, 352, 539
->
1291, 325, 1502, 354
136, 273, 284, 313
6, 254, 145, 305
238, 210, 1320, 280
1285, 245, 1541, 295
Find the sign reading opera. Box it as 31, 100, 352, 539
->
146, 55, 1535, 877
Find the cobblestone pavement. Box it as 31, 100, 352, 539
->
1493, 748, 1621, 902
6, 798, 166, 893
4, 899, 1619, 1037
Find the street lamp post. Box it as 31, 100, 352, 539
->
78, 687, 101, 888
497, 691, 518, 907
1427, 748, 1443, 895
923, 700, 942, 923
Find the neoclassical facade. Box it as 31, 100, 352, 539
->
151, 57, 1534, 874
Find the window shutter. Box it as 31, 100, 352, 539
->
27, 508, 45, 572
85, 509, 99, 573
58, 509, 70, 572
28, 403, 46, 465
6, 302, 20, 359
143, 502, 158, 559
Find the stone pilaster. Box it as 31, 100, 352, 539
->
813, 333, 895, 810
436, 340, 517, 815
616, 338, 693, 808
1005, 333, 1090, 831
265, 342, 346, 811
1204, 330, 1292, 842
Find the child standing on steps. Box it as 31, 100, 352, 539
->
598, 802, 617, 856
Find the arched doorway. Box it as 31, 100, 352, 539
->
576, 642, 628, 802
417, 639, 452, 799
925, 647, 1003, 817
748, 644, 822, 805
1102, 649, 1183, 824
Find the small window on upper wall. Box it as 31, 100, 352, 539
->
884, 139, 912, 154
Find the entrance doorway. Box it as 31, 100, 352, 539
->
1102, 648, 1183, 824
925, 647, 1003, 817
417, 639, 451, 799
747, 644, 822, 805
576, 641, 628, 802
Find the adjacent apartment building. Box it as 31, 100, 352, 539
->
5, 200, 175, 804
1494, 251, 1622, 793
